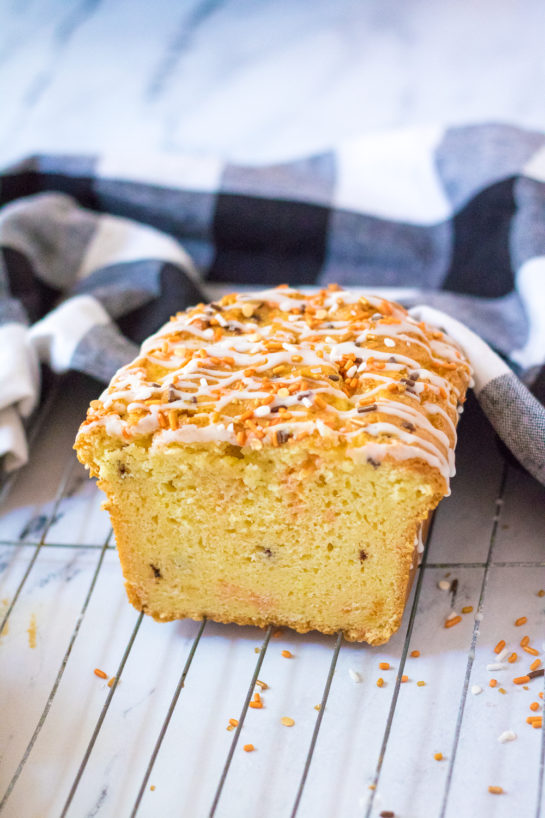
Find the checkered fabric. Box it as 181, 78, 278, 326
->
0, 123, 544, 483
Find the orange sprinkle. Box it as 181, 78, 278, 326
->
488, 786, 504, 795
314, 395, 327, 410
376, 678, 384, 688
494, 640, 506, 654
540, 692, 544, 700
513, 675, 531, 685
281, 650, 293, 658
498, 688, 507, 694
291, 355, 303, 363
401, 675, 409, 683
94, 668, 107, 679
249, 701, 263, 709
416, 681, 426, 687
461, 606, 473, 614
107, 676, 116, 688
229, 718, 239, 727
243, 744, 255, 752
530, 659, 541, 672
527, 716, 543, 728
379, 662, 390, 670
538, 590, 545, 598
239, 409, 254, 422
434, 753, 443, 761
520, 635, 530, 647
515, 616, 528, 627
489, 679, 498, 688
255, 680, 268, 691
168, 409, 178, 430
530, 702, 540, 712
523, 645, 539, 656
281, 717, 295, 727
236, 431, 246, 447
410, 650, 420, 658
445, 615, 462, 628
507, 653, 518, 663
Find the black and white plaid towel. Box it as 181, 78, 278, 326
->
1, 123, 544, 484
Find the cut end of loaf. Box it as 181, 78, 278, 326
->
83, 435, 443, 644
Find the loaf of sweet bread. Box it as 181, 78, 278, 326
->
75, 286, 471, 644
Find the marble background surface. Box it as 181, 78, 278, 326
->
1, 0, 545, 165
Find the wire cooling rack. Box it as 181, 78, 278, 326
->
0, 373, 544, 818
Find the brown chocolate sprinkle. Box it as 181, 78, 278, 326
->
528, 668, 545, 680
367, 457, 380, 468
380, 811, 395, 817
328, 374, 340, 381
358, 404, 377, 414
276, 430, 292, 445
150, 564, 162, 579
401, 421, 416, 431
359, 549, 368, 562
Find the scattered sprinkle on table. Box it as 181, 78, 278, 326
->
530, 702, 540, 712
471, 685, 483, 695
107, 676, 116, 688
379, 662, 390, 670
520, 635, 530, 647
417, 680, 426, 687
514, 675, 530, 685
281, 650, 293, 658
515, 616, 528, 626
494, 640, 506, 654
281, 717, 295, 727
150, 785, 156, 791
489, 679, 498, 688
410, 650, 420, 658
256, 679, 268, 690
461, 605, 473, 614
380, 811, 395, 817
94, 668, 108, 679
498, 730, 516, 743
507, 652, 518, 663
538, 590, 545, 597
314, 704, 321, 711
487, 663, 507, 672
530, 659, 541, 671
488, 786, 504, 795
348, 667, 362, 683
376, 677, 385, 688
243, 744, 255, 752
445, 615, 462, 628
401, 675, 409, 683
434, 752, 443, 761
438, 580, 450, 591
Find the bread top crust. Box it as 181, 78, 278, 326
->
76, 285, 472, 488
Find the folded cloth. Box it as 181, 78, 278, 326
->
0, 123, 544, 484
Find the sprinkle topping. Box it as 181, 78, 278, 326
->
78, 286, 471, 489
